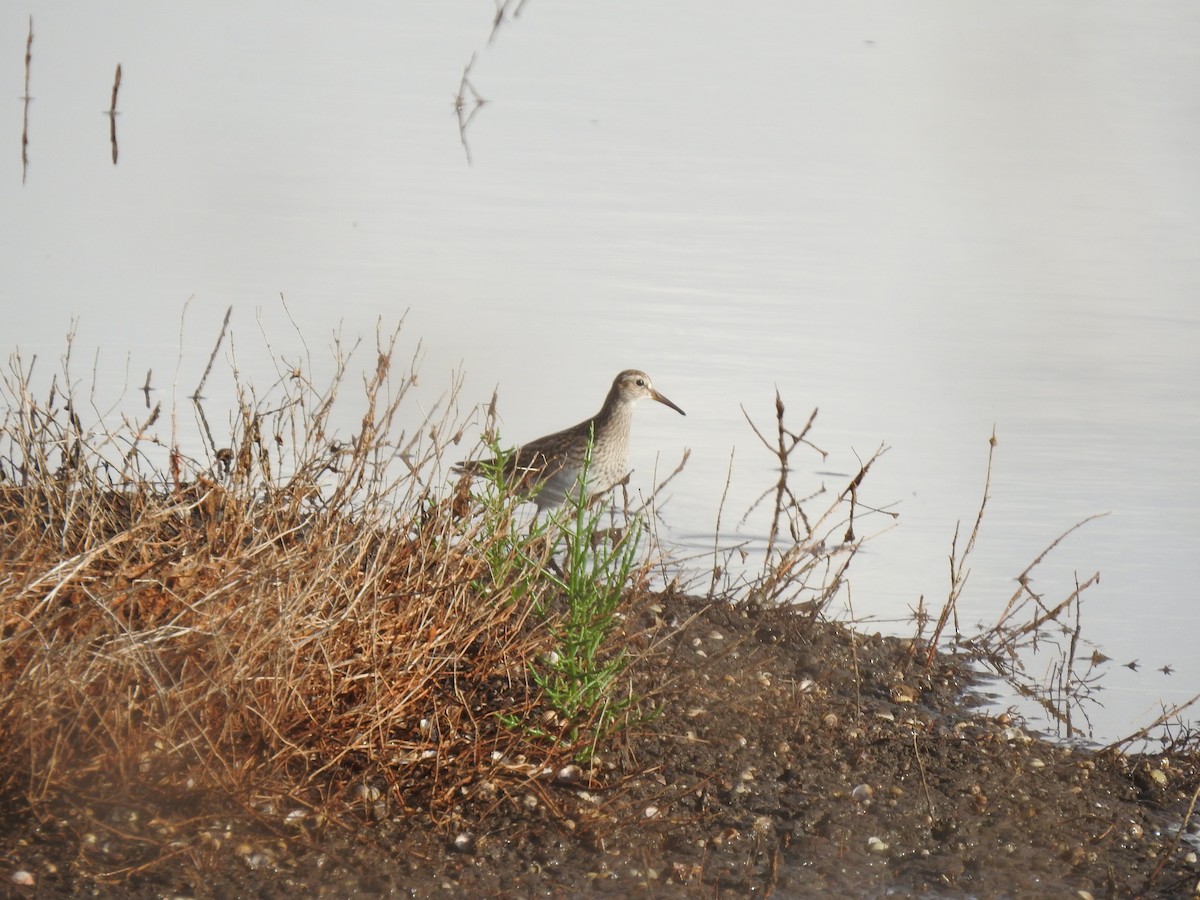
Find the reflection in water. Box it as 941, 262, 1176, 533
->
19, 18, 122, 173
20, 16, 33, 184
107, 62, 121, 165
454, 0, 531, 164
453, 53, 487, 167
487, 0, 532, 46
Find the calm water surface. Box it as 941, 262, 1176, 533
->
3, 1, 1198, 743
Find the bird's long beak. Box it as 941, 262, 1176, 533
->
652, 389, 686, 416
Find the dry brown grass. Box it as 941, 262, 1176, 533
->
0, 326, 609, 853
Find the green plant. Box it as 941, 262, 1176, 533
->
460, 429, 640, 750
465, 438, 555, 607
529, 434, 643, 750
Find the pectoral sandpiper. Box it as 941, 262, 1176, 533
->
455, 369, 685, 511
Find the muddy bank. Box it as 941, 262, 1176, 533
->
2, 591, 1198, 898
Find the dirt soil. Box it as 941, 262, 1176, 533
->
2, 591, 1198, 898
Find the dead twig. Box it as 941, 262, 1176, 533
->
191, 305, 232, 401
925, 428, 997, 664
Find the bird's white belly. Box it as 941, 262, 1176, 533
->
532, 455, 627, 511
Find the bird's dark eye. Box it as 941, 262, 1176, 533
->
636, 378, 645, 386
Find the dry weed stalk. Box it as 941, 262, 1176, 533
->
923, 429, 1114, 738
923, 429, 999, 660
736, 390, 890, 618
960, 525, 1108, 739
0, 327, 607, 863
1101, 695, 1200, 759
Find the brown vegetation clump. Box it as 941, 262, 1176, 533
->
0, 330, 595, 855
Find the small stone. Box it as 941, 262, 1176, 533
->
11, 871, 35, 886
752, 816, 774, 835
354, 783, 382, 802
890, 684, 916, 703
556, 765, 583, 784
